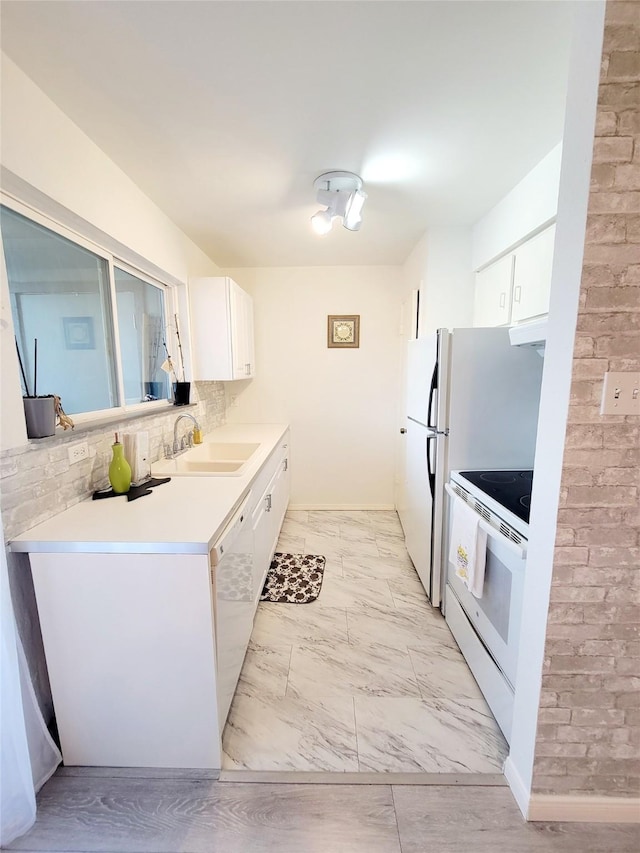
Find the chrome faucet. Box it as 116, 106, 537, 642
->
172, 413, 201, 455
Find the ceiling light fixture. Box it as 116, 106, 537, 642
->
311, 171, 367, 236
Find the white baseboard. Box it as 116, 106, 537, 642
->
287, 504, 396, 511
528, 794, 640, 823
503, 756, 530, 819
504, 757, 640, 823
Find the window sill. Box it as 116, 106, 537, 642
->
28, 402, 199, 446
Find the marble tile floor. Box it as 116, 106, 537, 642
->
222, 509, 509, 774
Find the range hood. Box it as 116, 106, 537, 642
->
509, 316, 547, 353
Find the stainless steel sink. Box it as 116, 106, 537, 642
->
151, 441, 260, 477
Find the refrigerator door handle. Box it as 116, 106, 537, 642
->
426, 362, 438, 428
426, 434, 436, 499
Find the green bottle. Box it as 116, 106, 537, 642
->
109, 432, 131, 494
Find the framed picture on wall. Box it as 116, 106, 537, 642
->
63, 316, 95, 350
327, 315, 360, 348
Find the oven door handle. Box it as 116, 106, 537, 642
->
445, 484, 527, 559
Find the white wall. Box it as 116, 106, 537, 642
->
472, 143, 562, 271
402, 227, 475, 337
220, 266, 406, 509
504, 0, 605, 817
0, 54, 222, 450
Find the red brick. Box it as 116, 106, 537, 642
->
605, 2, 640, 26
598, 81, 640, 109
562, 448, 638, 467
594, 333, 640, 357
590, 163, 616, 191
595, 110, 618, 135
597, 467, 640, 486
604, 22, 640, 51
550, 586, 605, 603
571, 708, 626, 725
583, 241, 640, 265
607, 51, 640, 79
564, 424, 604, 449
619, 109, 640, 135
626, 214, 640, 241
588, 546, 640, 567
581, 264, 616, 287
575, 525, 638, 546
568, 378, 598, 403
588, 191, 640, 213
557, 507, 624, 526
592, 137, 635, 163
543, 674, 604, 690
578, 310, 640, 332
614, 162, 640, 190
582, 603, 639, 623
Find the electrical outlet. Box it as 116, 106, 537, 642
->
600, 371, 640, 416
68, 442, 89, 464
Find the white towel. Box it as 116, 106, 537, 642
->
449, 498, 488, 599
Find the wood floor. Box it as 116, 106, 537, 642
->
9, 511, 637, 851
6, 771, 639, 853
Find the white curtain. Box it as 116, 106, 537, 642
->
1, 525, 61, 845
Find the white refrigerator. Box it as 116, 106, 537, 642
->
397, 327, 544, 608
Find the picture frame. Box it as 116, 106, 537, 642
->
63, 316, 95, 350
327, 315, 360, 348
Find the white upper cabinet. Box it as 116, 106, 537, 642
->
473, 254, 514, 327
189, 277, 255, 381
511, 223, 556, 324
472, 223, 555, 328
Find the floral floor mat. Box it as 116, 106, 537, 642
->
260, 553, 326, 603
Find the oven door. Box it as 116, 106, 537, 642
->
444, 485, 526, 688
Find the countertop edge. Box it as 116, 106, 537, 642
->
9, 423, 289, 555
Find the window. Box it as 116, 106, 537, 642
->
1, 203, 173, 418
114, 266, 169, 405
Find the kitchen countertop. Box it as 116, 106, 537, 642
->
9, 423, 289, 555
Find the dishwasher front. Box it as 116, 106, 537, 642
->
209, 492, 254, 731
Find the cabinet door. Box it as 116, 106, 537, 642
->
473, 254, 514, 327
229, 283, 255, 379
189, 277, 234, 380
269, 454, 290, 553
252, 488, 272, 606
511, 224, 556, 323
244, 292, 255, 378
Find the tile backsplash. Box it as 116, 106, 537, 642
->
0, 381, 226, 542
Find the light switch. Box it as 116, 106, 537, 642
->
600, 371, 640, 416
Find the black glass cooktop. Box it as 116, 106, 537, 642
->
458, 470, 533, 524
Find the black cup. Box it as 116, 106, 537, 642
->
173, 382, 191, 406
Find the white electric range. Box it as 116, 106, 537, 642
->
444, 469, 532, 744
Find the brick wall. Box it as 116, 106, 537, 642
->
0, 381, 226, 542
532, 0, 639, 798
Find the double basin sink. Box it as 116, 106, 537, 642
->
151, 442, 260, 477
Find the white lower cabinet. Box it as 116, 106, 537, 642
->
27, 432, 290, 770
250, 436, 290, 604
30, 551, 220, 769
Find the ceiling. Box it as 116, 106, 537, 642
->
0, 1, 576, 268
